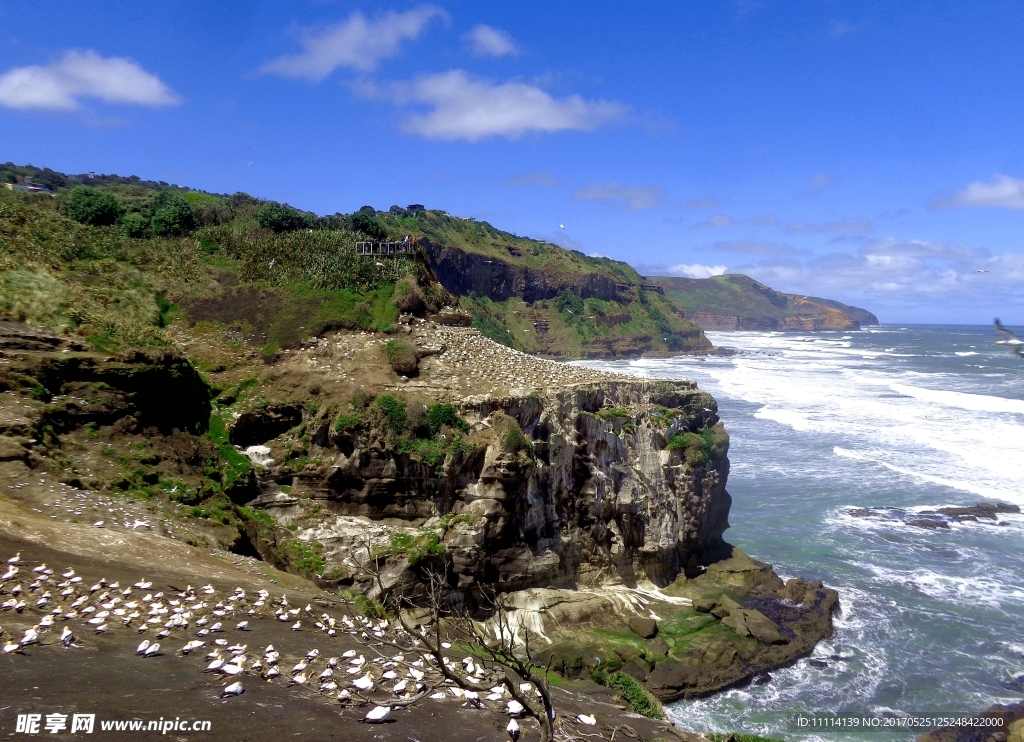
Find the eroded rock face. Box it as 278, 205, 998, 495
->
252, 380, 732, 597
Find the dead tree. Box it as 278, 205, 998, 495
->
392, 567, 557, 742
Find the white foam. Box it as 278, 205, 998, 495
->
955, 351, 978, 356
889, 383, 1024, 415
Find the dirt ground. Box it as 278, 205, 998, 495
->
0, 499, 693, 742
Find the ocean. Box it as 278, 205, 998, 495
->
581, 325, 1024, 742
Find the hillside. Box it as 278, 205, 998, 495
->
648, 274, 877, 331
0, 163, 710, 359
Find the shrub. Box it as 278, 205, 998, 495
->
373, 394, 407, 432
121, 211, 149, 237
496, 415, 531, 455
66, 186, 124, 226
334, 413, 361, 431
394, 276, 426, 315
149, 191, 197, 236
426, 403, 469, 435
597, 407, 630, 420
606, 672, 662, 719
351, 211, 387, 238
377, 529, 446, 566
384, 338, 418, 376
257, 201, 313, 233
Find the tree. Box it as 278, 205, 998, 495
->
148, 191, 197, 236
65, 186, 124, 226
121, 212, 149, 238
256, 201, 314, 233
352, 211, 387, 238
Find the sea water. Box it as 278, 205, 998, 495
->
581, 325, 1024, 742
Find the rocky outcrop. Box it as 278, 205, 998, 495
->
650, 274, 872, 332
248, 379, 731, 596
424, 240, 625, 303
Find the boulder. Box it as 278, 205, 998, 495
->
720, 610, 750, 637
741, 609, 788, 645
629, 616, 658, 639
620, 657, 651, 682
647, 637, 670, 657
693, 598, 717, 613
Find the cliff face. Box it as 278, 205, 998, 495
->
250, 379, 731, 598
651, 274, 874, 332
424, 239, 622, 303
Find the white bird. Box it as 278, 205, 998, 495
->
220, 663, 243, 676
144, 643, 160, 657
136, 639, 150, 655
507, 718, 521, 742
291, 621, 301, 631
20, 628, 38, 646
205, 658, 225, 672
577, 714, 597, 725
7, 552, 20, 564
507, 700, 524, 717
290, 673, 308, 686
363, 706, 391, 723
995, 319, 1023, 357
235, 621, 249, 631
559, 224, 565, 230
3, 641, 20, 654
60, 626, 76, 647
1, 566, 17, 580
352, 673, 374, 691
222, 682, 244, 697
265, 667, 280, 679
134, 579, 152, 589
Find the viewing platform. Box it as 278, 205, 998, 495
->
354, 238, 417, 256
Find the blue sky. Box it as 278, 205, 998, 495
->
2, 1, 1024, 324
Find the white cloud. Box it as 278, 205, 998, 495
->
668, 263, 728, 279
746, 214, 780, 226
682, 197, 721, 210
933, 174, 1024, 210
573, 183, 663, 210
0, 50, 180, 111
809, 172, 834, 189
786, 218, 874, 234
261, 7, 446, 80
366, 70, 626, 141
714, 240, 796, 256
464, 24, 519, 57
693, 214, 735, 228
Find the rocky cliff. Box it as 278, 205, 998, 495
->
651, 274, 876, 332
249, 377, 731, 599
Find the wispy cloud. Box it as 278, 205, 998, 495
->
0, 50, 180, 111
932, 174, 1024, 210
786, 218, 874, 234
573, 182, 663, 210
464, 24, 519, 57
693, 214, 735, 228
260, 7, 446, 80
667, 263, 728, 278
505, 172, 561, 187
361, 70, 627, 141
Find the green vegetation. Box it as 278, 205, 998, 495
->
66, 186, 123, 226
256, 201, 315, 233
384, 338, 418, 376
593, 671, 663, 719
333, 412, 362, 431
496, 415, 531, 454
279, 538, 326, 576
373, 394, 407, 432
426, 403, 469, 434
206, 413, 252, 488
597, 407, 630, 420
376, 528, 447, 566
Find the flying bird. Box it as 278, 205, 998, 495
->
994, 319, 1023, 357
559, 224, 565, 230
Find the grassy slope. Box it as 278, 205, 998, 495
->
651, 274, 871, 327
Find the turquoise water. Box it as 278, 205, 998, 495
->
582, 325, 1024, 742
